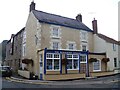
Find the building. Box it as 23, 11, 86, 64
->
5, 1, 119, 80
18, 1, 108, 80
92, 19, 120, 71
0, 40, 8, 66
5, 28, 25, 72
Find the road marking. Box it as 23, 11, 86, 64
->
110, 80, 120, 83
5, 77, 49, 85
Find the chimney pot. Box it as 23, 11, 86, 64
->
29, 1, 36, 12
76, 14, 82, 22
92, 18, 98, 34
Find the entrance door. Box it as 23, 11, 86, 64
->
62, 54, 66, 74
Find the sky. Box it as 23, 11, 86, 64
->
0, 0, 119, 43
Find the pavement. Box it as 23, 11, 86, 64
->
5, 73, 120, 85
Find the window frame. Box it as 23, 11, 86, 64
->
67, 54, 79, 70
113, 44, 116, 51
93, 59, 101, 72
114, 58, 117, 67
80, 54, 87, 63
46, 53, 61, 71
52, 42, 59, 50
68, 43, 74, 50
23, 31, 26, 43
81, 42, 88, 51
22, 43, 26, 57
82, 45, 87, 51
51, 26, 61, 39
67, 41, 76, 50
80, 31, 88, 42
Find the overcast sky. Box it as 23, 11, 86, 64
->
0, 0, 119, 43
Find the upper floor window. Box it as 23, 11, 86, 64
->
53, 27, 59, 37
69, 43, 74, 50
113, 44, 116, 51
51, 25, 61, 38
80, 31, 88, 41
23, 31, 26, 43
82, 45, 87, 51
10, 37, 14, 55
52, 42, 59, 50
67, 41, 76, 50
81, 42, 88, 51
22, 43, 26, 57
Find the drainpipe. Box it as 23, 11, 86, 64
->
44, 48, 47, 74
86, 50, 90, 77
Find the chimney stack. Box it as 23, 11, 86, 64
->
29, 0, 36, 12
92, 18, 98, 34
76, 14, 82, 22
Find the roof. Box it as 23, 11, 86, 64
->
15, 27, 25, 37
97, 33, 119, 45
32, 10, 93, 32
7, 27, 25, 43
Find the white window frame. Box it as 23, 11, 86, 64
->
50, 25, 61, 39
68, 43, 74, 50
93, 59, 101, 72
82, 45, 87, 51
80, 54, 87, 63
113, 44, 116, 51
66, 41, 76, 50
67, 54, 79, 70
23, 31, 26, 43
80, 31, 88, 42
81, 42, 88, 51
35, 28, 41, 47
46, 53, 61, 71
22, 43, 26, 57
50, 39, 61, 50
53, 42, 59, 50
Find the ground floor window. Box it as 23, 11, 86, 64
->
93, 60, 101, 71
46, 53, 60, 70
67, 54, 79, 70
80, 54, 87, 63
114, 58, 117, 67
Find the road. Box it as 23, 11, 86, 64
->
1, 74, 120, 89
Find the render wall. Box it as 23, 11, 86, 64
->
40, 23, 94, 52
94, 34, 119, 71
24, 12, 40, 75
106, 43, 118, 71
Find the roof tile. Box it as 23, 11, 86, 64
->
32, 10, 93, 32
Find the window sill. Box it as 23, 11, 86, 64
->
46, 70, 60, 71
80, 62, 87, 64
93, 70, 101, 72
81, 40, 88, 43
51, 36, 61, 39
67, 69, 79, 70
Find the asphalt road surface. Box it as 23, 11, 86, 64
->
1, 74, 120, 89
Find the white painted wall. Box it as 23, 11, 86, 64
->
106, 43, 118, 71
94, 34, 106, 53
94, 34, 119, 71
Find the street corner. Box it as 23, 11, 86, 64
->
5, 77, 50, 85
